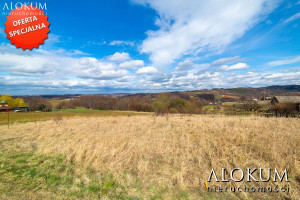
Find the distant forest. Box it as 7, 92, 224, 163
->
8, 85, 300, 115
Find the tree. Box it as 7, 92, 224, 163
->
25, 97, 52, 112
37, 102, 52, 112
152, 93, 170, 116
185, 98, 201, 114
13, 98, 27, 107
169, 99, 186, 113
233, 102, 261, 112
0, 95, 27, 107
242, 102, 261, 112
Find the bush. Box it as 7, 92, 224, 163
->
169, 100, 186, 113
53, 112, 63, 125
185, 99, 201, 114
169, 107, 178, 114
152, 93, 170, 116
38, 102, 52, 112
233, 102, 261, 112
272, 103, 299, 117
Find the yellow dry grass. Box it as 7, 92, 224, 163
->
1, 115, 300, 199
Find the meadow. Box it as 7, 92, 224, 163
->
0, 109, 149, 126
0, 114, 299, 199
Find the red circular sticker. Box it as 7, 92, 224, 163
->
4, 4, 50, 50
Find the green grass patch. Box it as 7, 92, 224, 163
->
48, 99, 68, 107
0, 150, 160, 199
228, 88, 249, 94
0, 110, 150, 126
203, 105, 217, 110
61, 108, 111, 113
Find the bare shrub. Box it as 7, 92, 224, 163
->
233, 102, 261, 112
25, 97, 52, 112
53, 112, 63, 125
272, 102, 299, 117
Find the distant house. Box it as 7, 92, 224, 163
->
13, 107, 30, 112
0, 99, 8, 107
0, 99, 13, 112
270, 96, 300, 111
271, 96, 300, 105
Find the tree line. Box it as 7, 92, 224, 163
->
56, 93, 207, 115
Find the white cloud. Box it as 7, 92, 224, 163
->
267, 55, 300, 66
175, 60, 194, 70
108, 52, 130, 62
136, 66, 158, 74
44, 33, 61, 44
116, 76, 137, 82
211, 56, 243, 66
264, 72, 300, 80
0, 51, 129, 80
133, 0, 279, 66
218, 63, 250, 71
1, 48, 300, 94
0, 43, 299, 95
82, 41, 106, 48
36, 48, 89, 56
284, 12, 300, 23
119, 60, 144, 69
109, 40, 135, 46
79, 69, 129, 80
75, 57, 129, 79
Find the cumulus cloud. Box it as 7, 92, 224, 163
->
0, 46, 299, 95
0, 51, 130, 81
263, 71, 300, 80
116, 76, 137, 82
267, 55, 300, 66
79, 69, 129, 80
109, 40, 135, 46
150, 74, 172, 83
1, 48, 300, 95
108, 52, 130, 62
175, 60, 194, 70
133, 0, 279, 66
119, 60, 144, 69
136, 66, 158, 74
218, 63, 250, 71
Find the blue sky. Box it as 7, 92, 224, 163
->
0, 0, 300, 95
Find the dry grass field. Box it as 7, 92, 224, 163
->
0, 115, 300, 199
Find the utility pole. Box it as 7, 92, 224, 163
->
7, 111, 9, 129
34, 110, 36, 125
